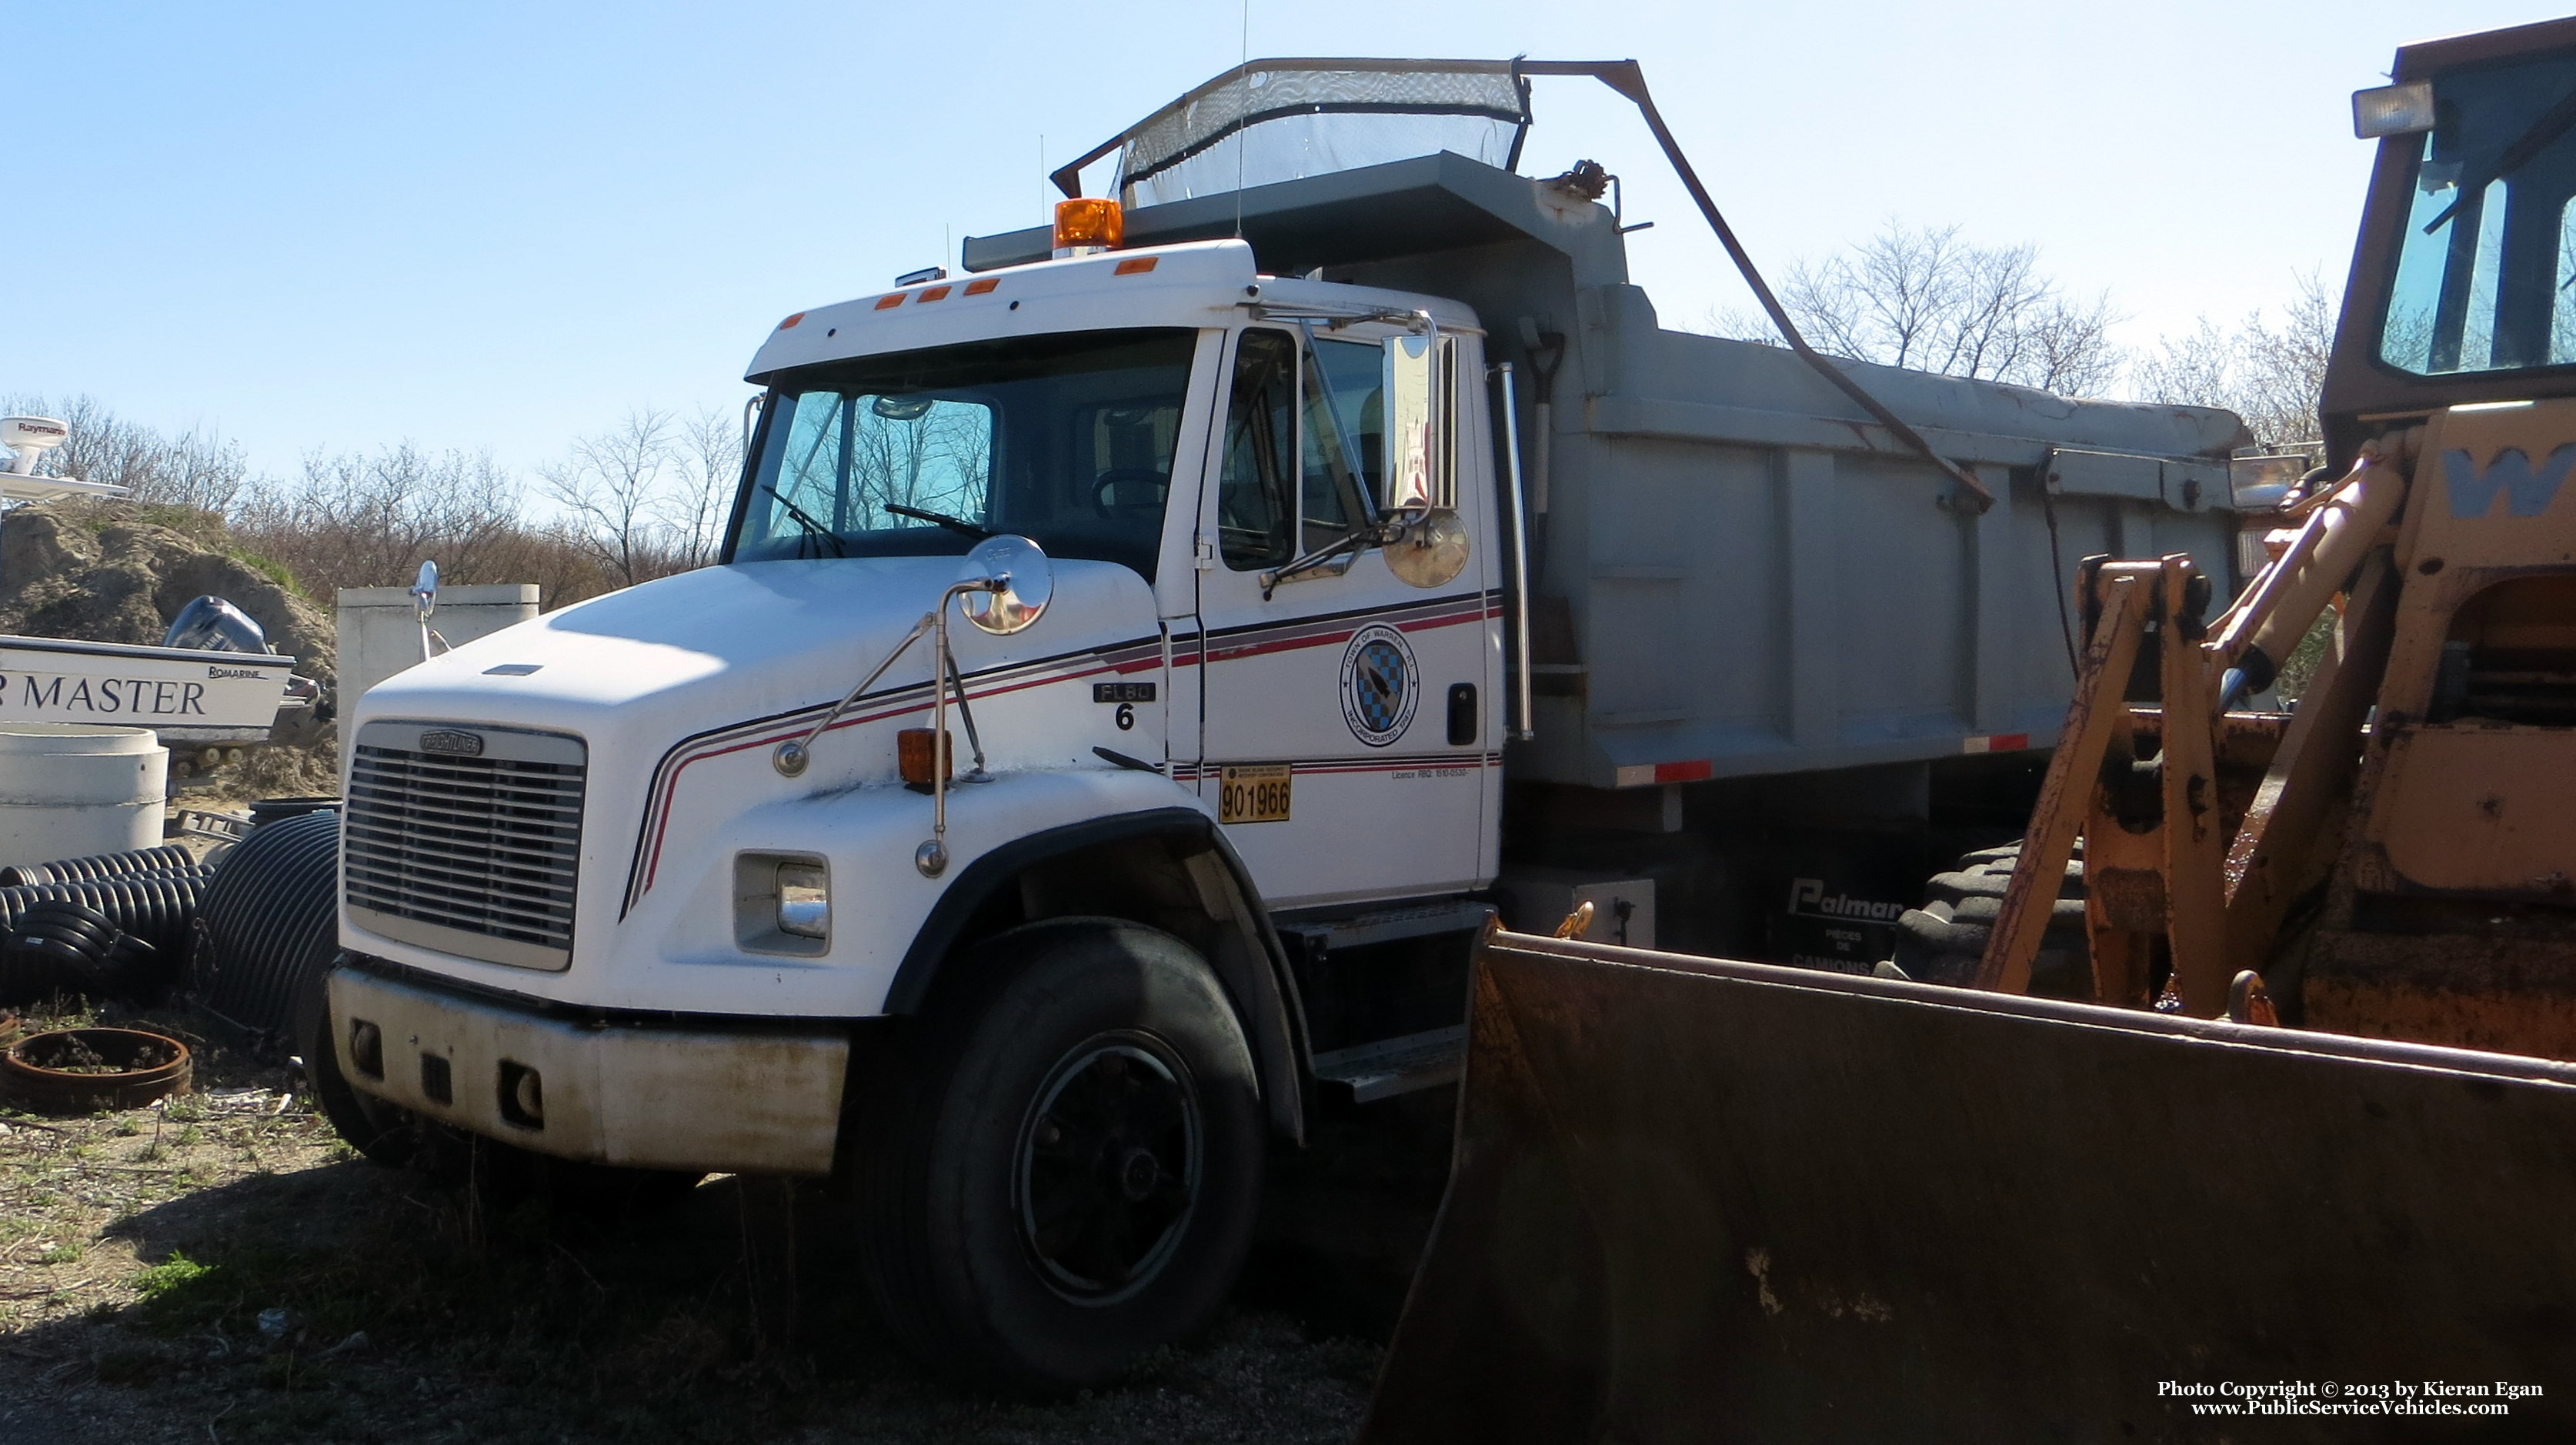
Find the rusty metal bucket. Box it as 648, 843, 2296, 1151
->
1362, 934, 2576, 1443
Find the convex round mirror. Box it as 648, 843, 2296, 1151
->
412, 559, 439, 616
959, 534, 1053, 635
1384, 509, 1469, 589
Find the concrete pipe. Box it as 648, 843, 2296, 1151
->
0, 724, 169, 871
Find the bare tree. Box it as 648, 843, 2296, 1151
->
2134, 271, 2337, 449
542, 405, 746, 586
666, 405, 745, 570
1717, 221, 2126, 397
542, 407, 677, 589
0, 393, 249, 511
232, 443, 529, 598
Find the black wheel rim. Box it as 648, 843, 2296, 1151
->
1013, 1032, 1201, 1303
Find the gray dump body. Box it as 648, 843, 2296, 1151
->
968, 152, 2247, 792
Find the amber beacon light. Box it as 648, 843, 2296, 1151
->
1053, 198, 1123, 257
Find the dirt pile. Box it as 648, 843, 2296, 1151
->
0, 501, 335, 692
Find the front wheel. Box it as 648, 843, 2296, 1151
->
301, 993, 430, 1170
856, 918, 1266, 1390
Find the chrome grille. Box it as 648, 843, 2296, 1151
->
345, 720, 586, 970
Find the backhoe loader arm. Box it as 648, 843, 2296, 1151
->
1975, 432, 2421, 1006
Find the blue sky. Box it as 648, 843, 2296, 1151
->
6, 2, 2561, 482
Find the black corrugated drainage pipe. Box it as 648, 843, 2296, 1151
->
191, 809, 342, 1050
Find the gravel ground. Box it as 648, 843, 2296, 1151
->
0, 1000, 1453, 1444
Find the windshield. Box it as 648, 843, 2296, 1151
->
730, 329, 1198, 579
2381, 50, 2576, 375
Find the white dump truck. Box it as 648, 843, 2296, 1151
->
310, 59, 2249, 1387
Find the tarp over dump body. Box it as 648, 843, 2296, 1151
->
1364, 935, 2576, 1442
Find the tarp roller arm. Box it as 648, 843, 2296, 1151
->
1054, 57, 1997, 512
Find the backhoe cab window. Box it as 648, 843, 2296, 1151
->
733, 329, 1196, 579
1216, 329, 1379, 571
2381, 52, 2576, 375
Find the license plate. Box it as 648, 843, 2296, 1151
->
1218, 763, 1292, 824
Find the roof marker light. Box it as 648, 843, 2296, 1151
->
1053, 197, 1123, 258
918, 285, 952, 302
873, 294, 905, 310
777, 312, 806, 329
964, 277, 999, 295
1113, 256, 1159, 275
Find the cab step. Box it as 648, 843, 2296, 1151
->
1311, 1025, 1467, 1104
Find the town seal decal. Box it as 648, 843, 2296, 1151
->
1340, 624, 1419, 746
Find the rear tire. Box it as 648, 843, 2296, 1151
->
855, 917, 1266, 1390
1890, 840, 2090, 995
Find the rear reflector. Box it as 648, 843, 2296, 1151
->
1613, 760, 1711, 788
1961, 733, 2032, 754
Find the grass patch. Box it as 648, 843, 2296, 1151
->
132, 1250, 212, 1300
36, 1241, 85, 1266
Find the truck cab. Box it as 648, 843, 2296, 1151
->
321, 230, 1509, 1384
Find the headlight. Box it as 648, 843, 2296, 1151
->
776, 862, 829, 939
735, 853, 830, 954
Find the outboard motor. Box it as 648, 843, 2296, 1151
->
162, 596, 271, 654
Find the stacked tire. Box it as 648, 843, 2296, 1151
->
1889, 839, 2090, 996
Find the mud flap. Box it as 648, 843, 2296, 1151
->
1363, 934, 2576, 1442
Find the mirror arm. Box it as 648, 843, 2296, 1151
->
1258, 519, 1400, 600
1493, 362, 1536, 742
920, 577, 1002, 877
773, 611, 936, 777
943, 643, 990, 779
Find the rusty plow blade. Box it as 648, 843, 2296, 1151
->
1362, 935, 2576, 1443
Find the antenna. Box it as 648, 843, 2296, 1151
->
1, 417, 68, 477
0, 417, 130, 501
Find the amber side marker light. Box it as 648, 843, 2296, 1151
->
898, 727, 953, 788
1054, 197, 1123, 257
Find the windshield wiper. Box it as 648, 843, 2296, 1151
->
761, 485, 848, 558
884, 503, 993, 539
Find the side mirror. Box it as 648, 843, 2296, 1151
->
1383, 329, 1451, 512
958, 534, 1053, 635
412, 559, 440, 619
1382, 327, 1469, 589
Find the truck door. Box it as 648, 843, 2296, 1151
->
1193, 324, 1497, 910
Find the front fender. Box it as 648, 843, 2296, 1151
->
626, 766, 1216, 1017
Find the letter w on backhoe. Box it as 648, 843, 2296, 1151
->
2446, 446, 2576, 518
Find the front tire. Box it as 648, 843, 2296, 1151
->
856, 918, 1266, 1390
301, 993, 429, 1169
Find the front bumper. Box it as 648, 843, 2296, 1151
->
328, 962, 851, 1176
